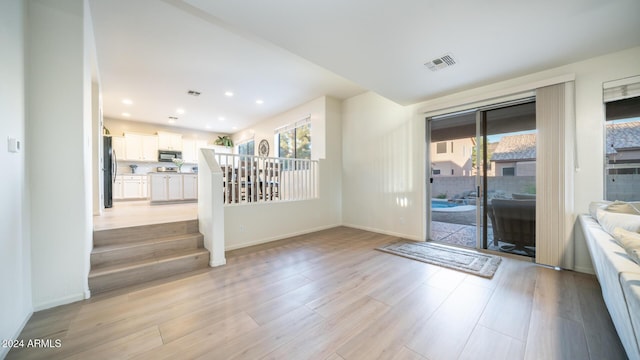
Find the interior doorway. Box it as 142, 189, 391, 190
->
427, 99, 537, 257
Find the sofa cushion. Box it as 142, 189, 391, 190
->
606, 201, 640, 215
512, 193, 536, 200
614, 228, 640, 265
596, 207, 640, 235
590, 200, 612, 218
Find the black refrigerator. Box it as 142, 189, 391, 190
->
103, 136, 117, 208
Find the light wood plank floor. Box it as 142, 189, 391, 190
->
8, 227, 627, 360
94, 201, 197, 230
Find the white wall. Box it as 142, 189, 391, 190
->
341, 46, 640, 273
0, 1, 32, 357
28, 0, 92, 309
232, 96, 328, 160
224, 96, 342, 249
342, 92, 421, 239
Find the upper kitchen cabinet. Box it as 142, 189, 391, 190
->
157, 131, 183, 151
111, 136, 126, 161
124, 133, 158, 161
182, 139, 209, 163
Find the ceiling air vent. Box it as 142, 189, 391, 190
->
424, 53, 456, 72
187, 90, 201, 96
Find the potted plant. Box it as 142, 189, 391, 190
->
214, 135, 233, 147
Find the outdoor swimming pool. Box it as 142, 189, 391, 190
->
431, 200, 462, 208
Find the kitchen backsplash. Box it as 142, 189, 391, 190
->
117, 161, 198, 175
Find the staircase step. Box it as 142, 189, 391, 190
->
93, 220, 199, 247
89, 248, 209, 294
91, 233, 204, 268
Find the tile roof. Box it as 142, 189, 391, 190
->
487, 121, 640, 161
606, 121, 640, 155
491, 133, 536, 162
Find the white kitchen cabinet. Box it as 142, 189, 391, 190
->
149, 173, 196, 202
149, 173, 185, 201
121, 175, 148, 199
113, 175, 123, 200
111, 136, 126, 162
211, 145, 232, 154
183, 174, 198, 199
142, 135, 158, 161
149, 174, 168, 201
124, 133, 158, 161
157, 131, 183, 151
182, 139, 209, 163
141, 176, 148, 198
167, 174, 183, 200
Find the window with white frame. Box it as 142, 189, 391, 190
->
238, 139, 255, 155
275, 117, 311, 160
604, 80, 640, 201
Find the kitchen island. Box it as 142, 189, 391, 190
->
148, 172, 198, 203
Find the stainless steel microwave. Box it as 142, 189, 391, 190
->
158, 150, 182, 162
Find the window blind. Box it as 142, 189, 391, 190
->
603, 76, 640, 103
535, 82, 575, 269
274, 116, 311, 134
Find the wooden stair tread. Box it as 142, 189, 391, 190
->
90, 248, 209, 277
93, 219, 199, 246
91, 233, 203, 254
90, 219, 209, 294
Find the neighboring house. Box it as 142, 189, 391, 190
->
431, 139, 499, 177
491, 133, 537, 176
606, 120, 640, 167
430, 138, 474, 176
489, 122, 640, 178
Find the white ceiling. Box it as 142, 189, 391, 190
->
89, 0, 640, 133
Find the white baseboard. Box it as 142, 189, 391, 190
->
33, 293, 85, 312
225, 223, 341, 251
210, 259, 226, 267
573, 265, 595, 275
341, 223, 422, 241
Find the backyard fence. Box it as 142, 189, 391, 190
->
432, 176, 536, 200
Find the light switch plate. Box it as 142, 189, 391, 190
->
8, 137, 20, 153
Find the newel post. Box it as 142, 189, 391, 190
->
198, 148, 226, 267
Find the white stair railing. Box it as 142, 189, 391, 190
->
214, 153, 319, 205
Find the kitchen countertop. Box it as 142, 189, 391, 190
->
147, 172, 197, 175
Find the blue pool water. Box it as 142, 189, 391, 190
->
431, 200, 461, 208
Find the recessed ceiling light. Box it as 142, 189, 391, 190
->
122, 112, 131, 117
218, 117, 225, 121
176, 108, 185, 114
205, 124, 212, 129
224, 91, 234, 97
122, 99, 133, 105
256, 99, 264, 105
232, 126, 238, 130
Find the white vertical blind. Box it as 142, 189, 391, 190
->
535, 82, 576, 268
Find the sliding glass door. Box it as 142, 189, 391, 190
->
428, 100, 537, 257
